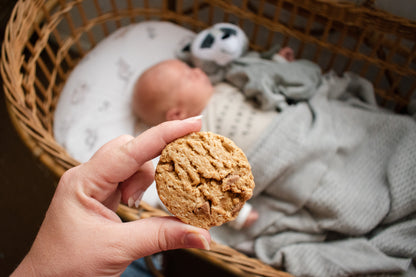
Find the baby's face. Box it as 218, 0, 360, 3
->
134, 60, 214, 125
166, 60, 213, 118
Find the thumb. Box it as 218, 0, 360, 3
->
118, 217, 211, 259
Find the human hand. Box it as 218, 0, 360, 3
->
243, 209, 259, 228
12, 117, 211, 276
278, 47, 295, 62
228, 203, 259, 230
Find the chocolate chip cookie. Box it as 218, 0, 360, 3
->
155, 132, 255, 229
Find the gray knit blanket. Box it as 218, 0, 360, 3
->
225, 56, 322, 111
211, 64, 416, 276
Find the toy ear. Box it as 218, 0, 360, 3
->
175, 35, 195, 64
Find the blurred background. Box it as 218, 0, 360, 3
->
0, 0, 414, 276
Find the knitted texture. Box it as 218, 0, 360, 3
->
213, 72, 416, 276
201, 82, 276, 152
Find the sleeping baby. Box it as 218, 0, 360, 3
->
132, 47, 295, 229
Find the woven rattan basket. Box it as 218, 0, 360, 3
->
2, 0, 416, 276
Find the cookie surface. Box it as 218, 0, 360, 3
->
155, 132, 255, 229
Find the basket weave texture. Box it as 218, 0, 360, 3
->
2, 0, 416, 276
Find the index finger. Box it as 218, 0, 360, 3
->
80, 117, 202, 202
125, 117, 202, 171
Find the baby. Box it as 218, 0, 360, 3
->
133, 46, 294, 126
133, 59, 214, 126
133, 47, 294, 229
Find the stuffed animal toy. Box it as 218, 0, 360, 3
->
176, 22, 249, 83
191, 22, 248, 66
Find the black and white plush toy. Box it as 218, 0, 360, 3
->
176, 23, 249, 83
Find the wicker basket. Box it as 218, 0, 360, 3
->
2, 0, 416, 276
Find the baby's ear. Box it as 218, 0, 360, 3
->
166, 107, 187, 121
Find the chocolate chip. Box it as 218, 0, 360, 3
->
193, 201, 211, 217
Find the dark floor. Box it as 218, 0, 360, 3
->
0, 2, 236, 276
0, 92, 57, 277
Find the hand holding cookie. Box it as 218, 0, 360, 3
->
11, 118, 211, 277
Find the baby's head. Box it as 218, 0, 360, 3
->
133, 59, 213, 126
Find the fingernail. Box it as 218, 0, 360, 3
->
127, 190, 144, 208
183, 115, 203, 122
183, 231, 211, 250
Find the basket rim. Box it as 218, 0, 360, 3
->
1, 0, 74, 177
